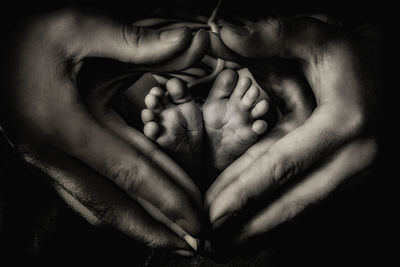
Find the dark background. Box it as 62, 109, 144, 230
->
0, 0, 397, 265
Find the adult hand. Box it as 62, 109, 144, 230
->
206, 16, 380, 246
0, 7, 209, 251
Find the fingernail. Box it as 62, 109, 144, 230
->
160, 28, 188, 42
183, 234, 200, 251
172, 250, 194, 257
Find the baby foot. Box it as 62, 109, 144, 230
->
203, 69, 270, 171
141, 78, 203, 174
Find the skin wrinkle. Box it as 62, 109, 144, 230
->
0, 3, 382, 256
22, 150, 118, 228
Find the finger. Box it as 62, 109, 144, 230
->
152, 74, 169, 85
159, 22, 208, 31
205, 76, 315, 209
78, 61, 203, 237
180, 67, 207, 77
133, 18, 180, 27
219, 17, 333, 61
21, 144, 191, 250
235, 137, 377, 242
97, 110, 203, 208
205, 115, 302, 210
55, 184, 103, 227
218, 18, 368, 117
76, 15, 193, 65
296, 14, 342, 26
209, 32, 245, 62
84, 76, 203, 239
52, 100, 202, 237
201, 55, 218, 69
97, 110, 203, 246
167, 73, 197, 83
208, 103, 360, 225
224, 60, 241, 69
148, 29, 210, 72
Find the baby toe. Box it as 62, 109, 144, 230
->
143, 121, 160, 140
149, 86, 164, 97
207, 69, 238, 100
232, 76, 252, 99
251, 99, 269, 119
166, 78, 192, 104
241, 85, 260, 108
141, 109, 155, 124
145, 93, 161, 110
252, 120, 268, 135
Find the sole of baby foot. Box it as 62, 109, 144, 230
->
141, 78, 203, 175
203, 69, 270, 171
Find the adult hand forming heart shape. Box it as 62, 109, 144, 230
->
0, 0, 380, 257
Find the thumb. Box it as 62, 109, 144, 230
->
219, 17, 334, 62
75, 15, 192, 64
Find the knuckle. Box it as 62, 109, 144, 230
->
93, 203, 117, 226
235, 177, 252, 206
143, 234, 161, 248
269, 155, 300, 187
121, 24, 142, 48
105, 162, 142, 194
280, 199, 308, 223
142, 225, 174, 249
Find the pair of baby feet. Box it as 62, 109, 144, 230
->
141, 69, 270, 176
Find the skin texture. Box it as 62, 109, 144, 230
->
205, 16, 380, 246
0, 8, 211, 251
0, 6, 381, 256
203, 69, 270, 171
141, 78, 204, 180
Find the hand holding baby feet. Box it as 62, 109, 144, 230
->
203, 69, 270, 171
141, 78, 203, 178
